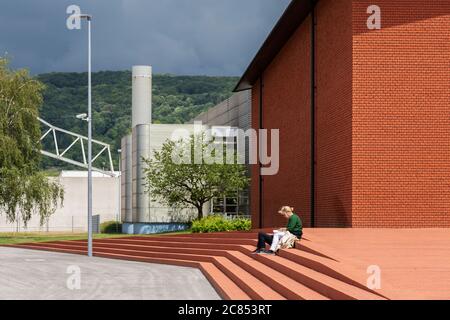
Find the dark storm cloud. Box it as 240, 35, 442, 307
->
0, 0, 290, 75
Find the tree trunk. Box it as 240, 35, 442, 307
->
196, 204, 204, 220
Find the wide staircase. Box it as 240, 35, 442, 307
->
11, 231, 388, 300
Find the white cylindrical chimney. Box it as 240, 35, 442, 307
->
132, 65, 152, 127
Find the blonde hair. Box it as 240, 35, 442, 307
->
279, 206, 294, 213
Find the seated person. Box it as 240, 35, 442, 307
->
253, 206, 303, 254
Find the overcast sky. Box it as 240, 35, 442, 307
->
0, 0, 290, 76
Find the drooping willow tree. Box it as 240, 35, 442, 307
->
0, 58, 64, 226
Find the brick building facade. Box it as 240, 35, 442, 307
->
235, 0, 450, 228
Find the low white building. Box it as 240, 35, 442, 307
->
0, 171, 120, 233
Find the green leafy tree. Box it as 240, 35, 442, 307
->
143, 133, 249, 219
0, 58, 64, 226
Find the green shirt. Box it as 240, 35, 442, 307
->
287, 214, 302, 236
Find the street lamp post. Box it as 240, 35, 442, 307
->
117, 149, 122, 233
77, 13, 93, 257
87, 15, 93, 258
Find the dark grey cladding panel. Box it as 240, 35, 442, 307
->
208, 101, 229, 119
188, 91, 251, 130
239, 115, 251, 131
228, 105, 239, 122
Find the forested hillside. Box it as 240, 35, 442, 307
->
37, 71, 238, 170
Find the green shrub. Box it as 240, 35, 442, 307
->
100, 221, 122, 234
191, 215, 251, 233
231, 218, 252, 231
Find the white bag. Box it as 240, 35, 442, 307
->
275, 231, 298, 251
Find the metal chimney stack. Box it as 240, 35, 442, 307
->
121, 65, 153, 233
132, 66, 152, 126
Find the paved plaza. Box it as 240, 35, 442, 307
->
0, 247, 220, 300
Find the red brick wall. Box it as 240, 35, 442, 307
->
250, 0, 450, 229
352, 0, 450, 227
252, 17, 312, 228
251, 0, 354, 228
315, 0, 353, 227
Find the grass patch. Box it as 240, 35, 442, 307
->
0, 233, 128, 245
0, 230, 192, 245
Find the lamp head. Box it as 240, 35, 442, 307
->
75, 14, 92, 21
76, 113, 88, 120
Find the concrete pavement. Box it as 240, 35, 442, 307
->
0, 247, 221, 300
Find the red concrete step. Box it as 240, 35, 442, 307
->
294, 242, 337, 261
211, 256, 286, 300
223, 251, 328, 300
13, 243, 199, 269
13, 242, 211, 265
113, 235, 336, 261
52, 241, 332, 299
277, 246, 385, 297
91, 242, 328, 299
74, 238, 243, 251
198, 262, 251, 300
94, 251, 201, 268
12, 243, 87, 256
158, 232, 258, 239
25, 241, 214, 263
102, 236, 257, 246
50, 240, 228, 256
16, 241, 285, 300
56, 239, 377, 299
57, 240, 372, 299
239, 246, 384, 300
54, 240, 374, 299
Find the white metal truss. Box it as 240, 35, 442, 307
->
38, 117, 116, 177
